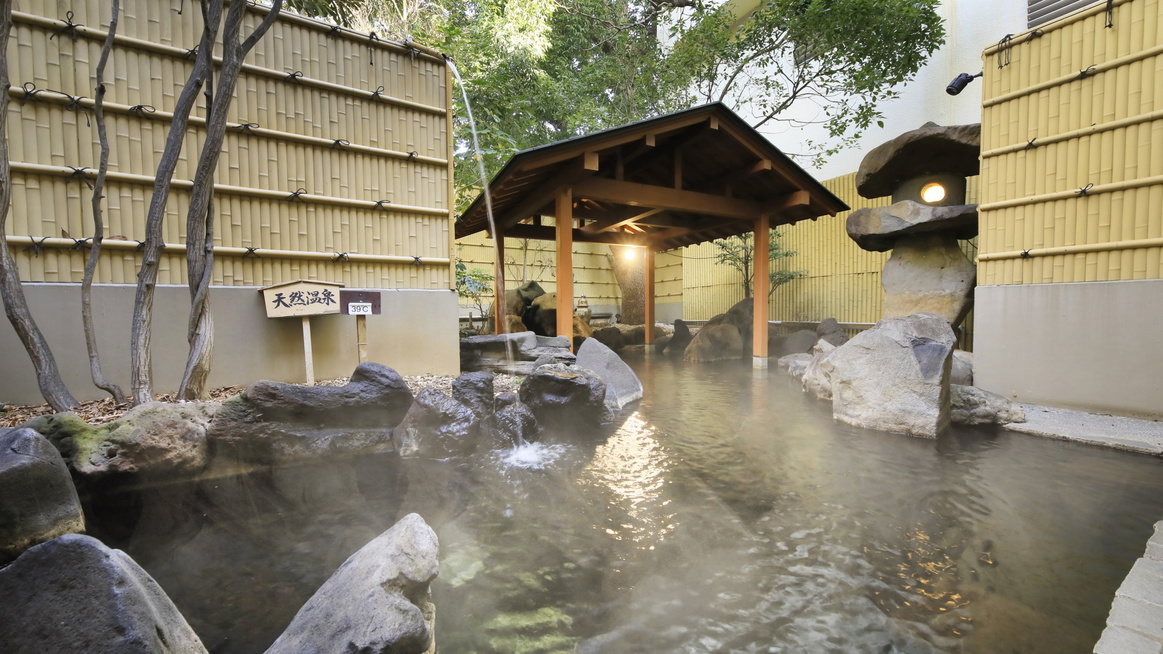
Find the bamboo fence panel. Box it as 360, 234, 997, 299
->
979, 0, 1162, 285
8, 0, 452, 288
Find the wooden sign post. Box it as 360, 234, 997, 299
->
339, 290, 382, 363
259, 280, 344, 385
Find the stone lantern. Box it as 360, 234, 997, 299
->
846, 122, 980, 327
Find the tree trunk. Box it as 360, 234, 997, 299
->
0, 0, 78, 411
130, 2, 222, 405
178, 0, 282, 400
82, 0, 127, 405
608, 245, 645, 324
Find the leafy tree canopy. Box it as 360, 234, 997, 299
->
287, 0, 945, 207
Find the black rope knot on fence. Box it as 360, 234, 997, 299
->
243, 247, 259, 257
70, 238, 89, 251
27, 237, 48, 256
60, 92, 92, 126
1020, 249, 1032, 259
1025, 138, 1037, 150
67, 166, 94, 189
372, 85, 385, 99
996, 34, 1013, 69
285, 70, 304, 83
49, 11, 80, 42
1077, 65, 1097, 80
1025, 29, 1044, 43
235, 122, 259, 133
412, 256, 423, 266
329, 25, 341, 35
19, 82, 43, 105
285, 188, 308, 202
185, 46, 199, 60
135, 240, 146, 252
1076, 182, 1094, 196
373, 200, 391, 210
129, 104, 156, 116
407, 151, 419, 160
333, 252, 349, 263
331, 139, 349, 149
1105, 0, 1115, 28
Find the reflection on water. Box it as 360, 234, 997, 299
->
82, 354, 1163, 653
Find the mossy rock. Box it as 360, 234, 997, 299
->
20, 402, 215, 478
484, 607, 577, 654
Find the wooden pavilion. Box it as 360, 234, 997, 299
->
456, 103, 848, 366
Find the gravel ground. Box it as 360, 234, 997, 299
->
0, 372, 521, 428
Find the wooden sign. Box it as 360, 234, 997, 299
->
260, 280, 344, 318
339, 290, 382, 315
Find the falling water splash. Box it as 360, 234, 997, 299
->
445, 55, 516, 363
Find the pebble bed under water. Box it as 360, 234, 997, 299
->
83, 353, 1163, 653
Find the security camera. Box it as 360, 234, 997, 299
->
946, 72, 983, 96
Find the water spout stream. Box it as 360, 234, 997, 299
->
446, 55, 517, 363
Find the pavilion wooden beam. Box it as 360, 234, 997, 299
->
506, 223, 652, 247
579, 207, 665, 234
753, 213, 770, 367
573, 177, 765, 221
555, 188, 574, 349
495, 160, 594, 228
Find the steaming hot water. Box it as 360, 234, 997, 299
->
81, 353, 1163, 653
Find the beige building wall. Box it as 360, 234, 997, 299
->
976, 0, 1162, 417
0, 284, 459, 405
1, 1, 461, 402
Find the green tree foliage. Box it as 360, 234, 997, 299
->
712, 230, 805, 298
289, 0, 945, 206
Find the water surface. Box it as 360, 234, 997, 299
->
84, 353, 1163, 653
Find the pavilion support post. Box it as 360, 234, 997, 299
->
752, 214, 770, 368
555, 188, 574, 348
644, 248, 655, 344
493, 227, 506, 334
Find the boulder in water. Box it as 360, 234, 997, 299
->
0, 534, 207, 653
518, 364, 609, 430
825, 313, 956, 438
0, 428, 85, 563
576, 338, 643, 410
245, 362, 414, 429
452, 371, 496, 420
394, 388, 479, 459
266, 513, 439, 654
950, 384, 1025, 425
684, 323, 742, 362
480, 403, 541, 449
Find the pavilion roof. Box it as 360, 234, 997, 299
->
455, 103, 848, 252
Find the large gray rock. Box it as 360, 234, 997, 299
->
592, 326, 626, 352
0, 534, 207, 653
950, 385, 1026, 425
576, 338, 643, 410
460, 331, 575, 375
245, 362, 414, 429
855, 122, 981, 199
266, 513, 439, 654
801, 351, 834, 401
0, 429, 84, 562
22, 402, 214, 477
479, 402, 541, 449
824, 313, 957, 438
816, 318, 849, 347
663, 319, 693, 354
951, 350, 974, 386
208, 396, 394, 465
882, 233, 976, 328
515, 280, 546, 303
452, 371, 495, 420
771, 329, 818, 358
777, 353, 814, 381
518, 363, 609, 429
846, 200, 978, 252
395, 388, 479, 459
684, 323, 743, 362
